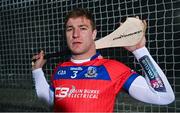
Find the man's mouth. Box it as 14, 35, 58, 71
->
72, 42, 82, 45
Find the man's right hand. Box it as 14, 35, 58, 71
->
32, 50, 47, 70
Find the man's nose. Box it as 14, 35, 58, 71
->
73, 29, 80, 38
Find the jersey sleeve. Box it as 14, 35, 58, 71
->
123, 73, 139, 92
104, 60, 138, 94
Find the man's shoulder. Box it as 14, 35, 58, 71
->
101, 58, 125, 66
100, 58, 130, 71
56, 60, 73, 67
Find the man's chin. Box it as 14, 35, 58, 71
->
71, 50, 84, 55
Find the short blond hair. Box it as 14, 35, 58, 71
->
64, 8, 96, 30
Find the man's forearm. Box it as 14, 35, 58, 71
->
128, 47, 175, 105
32, 68, 54, 105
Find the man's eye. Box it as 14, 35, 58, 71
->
80, 27, 87, 30
66, 28, 72, 31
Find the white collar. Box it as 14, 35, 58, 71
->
71, 58, 91, 64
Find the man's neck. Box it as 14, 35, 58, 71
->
71, 51, 100, 64
71, 53, 95, 60
71, 49, 96, 60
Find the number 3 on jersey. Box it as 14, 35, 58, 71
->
71, 71, 78, 78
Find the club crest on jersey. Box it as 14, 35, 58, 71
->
85, 66, 97, 78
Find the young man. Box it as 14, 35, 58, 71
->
32, 8, 175, 112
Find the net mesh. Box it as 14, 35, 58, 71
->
0, 0, 180, 112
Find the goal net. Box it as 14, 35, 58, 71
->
0, 0, 179, 112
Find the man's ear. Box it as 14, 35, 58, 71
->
92, 29, 97, 40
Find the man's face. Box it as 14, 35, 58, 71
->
65, 16, 97, 55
